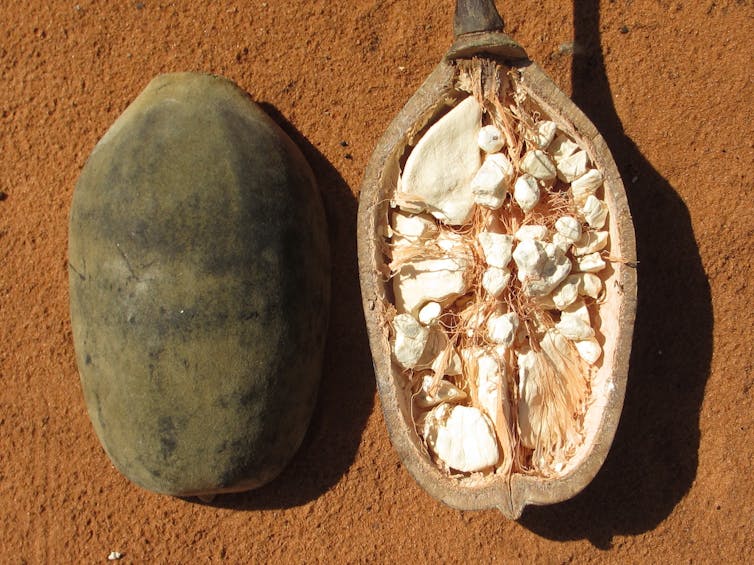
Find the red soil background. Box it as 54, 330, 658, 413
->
1, 0, 752, 562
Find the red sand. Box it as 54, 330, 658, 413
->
1, 1, 752, 562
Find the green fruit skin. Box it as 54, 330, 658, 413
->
69, 73, 330, 496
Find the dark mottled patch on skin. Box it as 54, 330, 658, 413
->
158, 416, 177, 459
217, 438, 253, 488
239, 390, 255, 407
237, 310, 259, 321
94, 391, 106, 431
84, 353, 92, 365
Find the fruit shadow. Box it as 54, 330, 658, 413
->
519, 0, 713, 549
198, 104, 375, 510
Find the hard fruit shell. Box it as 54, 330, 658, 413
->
69, 73, 330, 497
357, 46, 636, 518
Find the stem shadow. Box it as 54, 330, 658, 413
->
519, 0, 712, 548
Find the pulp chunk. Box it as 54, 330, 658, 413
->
418, 301, 442, 325
556, 300, 594, 340
469, 347, 511, 432
513, 238, 547, 279
514, 224, 548, 241
516, 349, 539, 450
513, 174, 541, 212
392, 314, 429, 369
552, 232, 572, 253
575, 338, 602, 365
416, 325, 456, 370
477, 231, 513, 268
399, 97, 482, 225
482, 267, 511, 297
557, 150, 589, 183
574, 252, 606, 273
528, 120, 558, 148
572, 230, 609, 256
552, 275, 581, 310
555, 216, 582, 243
580, 195, 608, 229
391, 211, 438, 244
422, 404, 499, 472
520, 243, 572, 297
520, 149, 556, 181
549, 134, 579, 162
431, 346, 463, 377
556, 312, 594, 340
415, 375, 467, 408
471, 154, 513, 209
571, 169, 603, 205
478, 125, 505, 153
486, 312, 519, 347
393, 254, 471, 314
577, 272, 603, 298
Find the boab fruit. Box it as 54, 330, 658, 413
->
69, 73, 330, 498
358, 2, 636, 518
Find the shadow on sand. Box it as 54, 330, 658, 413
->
520, 0, 712, 549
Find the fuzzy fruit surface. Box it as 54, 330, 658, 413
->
69, 73, 330, 496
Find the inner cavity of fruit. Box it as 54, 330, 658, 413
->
386, 60, 613, 479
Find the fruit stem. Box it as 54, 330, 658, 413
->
454, 0, 505, 37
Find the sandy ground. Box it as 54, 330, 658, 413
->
1, 0, 752, 562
